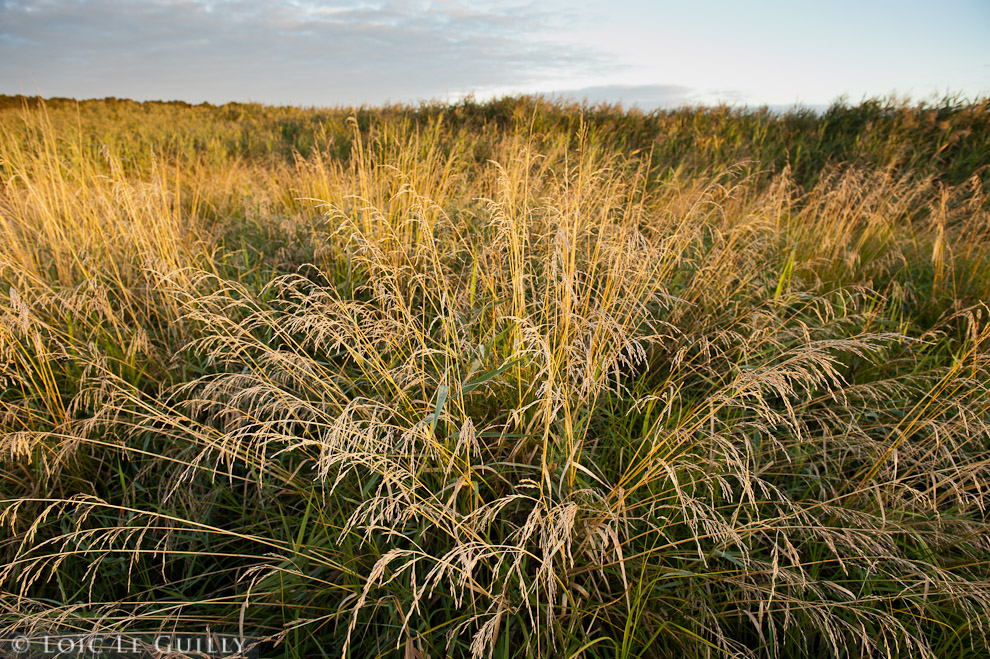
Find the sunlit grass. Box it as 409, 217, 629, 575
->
0, 94, 988, 658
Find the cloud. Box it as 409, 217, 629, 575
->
540, 83, 696, 109
0, 0, 612, 105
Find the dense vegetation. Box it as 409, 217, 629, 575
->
0, 94, 988, 658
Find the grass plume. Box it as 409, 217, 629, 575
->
0, 94, 988, 657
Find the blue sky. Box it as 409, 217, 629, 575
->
2, 0, 988, 108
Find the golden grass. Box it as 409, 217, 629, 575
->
0, 96, 988, 658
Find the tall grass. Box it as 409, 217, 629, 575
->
0, 95, 988, 658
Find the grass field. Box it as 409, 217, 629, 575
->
0, 94, 988, 658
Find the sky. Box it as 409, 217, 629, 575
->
1, 0, 988, 109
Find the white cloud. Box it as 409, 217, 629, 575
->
0, 0, 612, 105
539, 83, 694, 109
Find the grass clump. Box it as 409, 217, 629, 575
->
0, 95, 989, 658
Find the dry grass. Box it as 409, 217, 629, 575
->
0, 96, 988, 658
